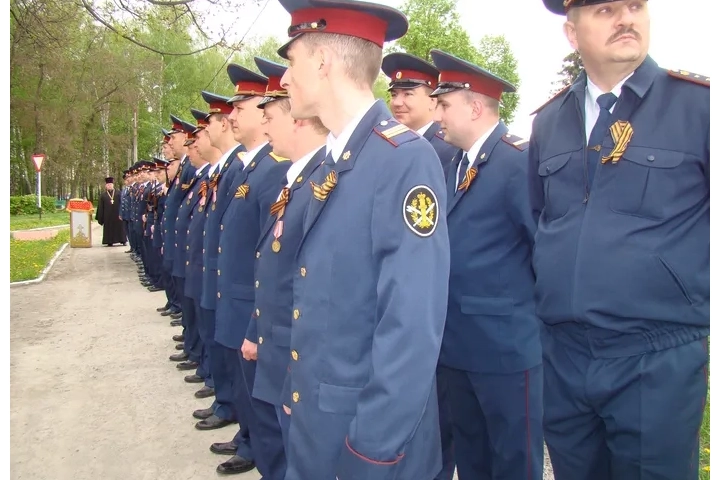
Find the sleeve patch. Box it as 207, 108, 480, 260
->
403, 185, 438, 237
501, 133, 529, 151
667, 69, 709, 87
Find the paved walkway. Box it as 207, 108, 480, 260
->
10, 223, 554, 480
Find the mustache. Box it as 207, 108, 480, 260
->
607, 26, 640, 44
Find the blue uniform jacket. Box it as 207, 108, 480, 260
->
528, 56, 710, 354
215, 144, 291, 350
152, 183, 165, 249
120, 187, 130, 221
439, 122, 540, 374
423, 122, 456, 170
185, 169, 211, 300
163, 157, 196, 267
172, 172, 203, 278
199, 145, 244, 311
249, 147, 325, 407
284, 100, 450, 480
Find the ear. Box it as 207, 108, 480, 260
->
315, 44, 333, 80
470, 96, 484, 121
564, 20, 579, 51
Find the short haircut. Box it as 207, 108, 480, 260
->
464, 90, 500, 116
301, 33, 382, 89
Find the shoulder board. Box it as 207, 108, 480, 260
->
269, 152, 289, 162
373, 120, 419, 147
501, 133, 529, 151
434, 129, 446, 140
181, 183, 190, 190
530, 84, 571, 116
667, 69, 709, 87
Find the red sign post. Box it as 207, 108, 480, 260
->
31, 153, 46, 219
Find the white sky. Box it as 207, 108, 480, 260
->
205, 0, 713, 138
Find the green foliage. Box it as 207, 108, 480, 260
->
392, 0, 521, 124
10, 211, 69, 230
10, 229, 70, 282
553, 50, 584, 94
10, 195, 59, 215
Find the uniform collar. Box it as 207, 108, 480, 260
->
326, 100, 378, 163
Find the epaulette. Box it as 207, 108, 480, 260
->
373, 119, 419, 147
501, 133, 529, 151
667, 69, 709, 87
181, 183, 191, 190
531, 84, 571, 116
269, 152, 289, 162
434, 129, 446, 140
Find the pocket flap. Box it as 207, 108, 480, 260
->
539, 153, 573, 177
621, 147, 684, 169
460, 296, 513, 316
318, 383, 362, 415
230, 283, 255, 300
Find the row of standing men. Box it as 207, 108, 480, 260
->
116, 0, 709, 478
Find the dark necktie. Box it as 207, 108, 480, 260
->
456, 153, 469, 195
586, 92, 618, 186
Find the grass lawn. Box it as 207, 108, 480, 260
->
10, 211, 70, 230
10, 229, 70, 282
700, 392, 710, 479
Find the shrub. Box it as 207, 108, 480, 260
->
10, 195, 58, 215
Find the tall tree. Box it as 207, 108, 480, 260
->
552, 50, 584, 94
392, 0, 521, 124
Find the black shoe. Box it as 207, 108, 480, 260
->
170, 311, 183, 319
175, 343, 184, 350
193, 407, 214, 420
125, 249, 133, 253
210, 441, 237, 456
156, 305, 169, 312
169, 352, 188, 362
184, 374, 204, 383
216, 455, 255, 475
170, 319, 183, 327
147, 285, 163, 292
195, 386, 215, 399
160, 309, 175, 317
177, 360, 199, 371
172, 334, 184, 342
195, 414, 235, 431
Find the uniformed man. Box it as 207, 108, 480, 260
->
276, 1, 451, 478
170, 123, 210, 371
238, 56, 327, 480
160, 115, 195, 323
382, 50, 456, 480
151, 158, 170, 294
429, 49, 542, 480
530, 1, 710, 479
382, 52, 457, 170
154, 129, 175, 312
176, 109, 214, 397
211, 60, 290, 478
120, 170, 134, 253
194, 90, 244, 438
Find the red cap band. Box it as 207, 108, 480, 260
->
438, 70, 504, 101
208, 101, 233, 115
392, 69, 436, 88
289, 8, 388, 47
234, 81, 268, 97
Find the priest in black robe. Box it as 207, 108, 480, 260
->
95, 176, 126, 246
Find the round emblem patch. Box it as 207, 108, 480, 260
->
403, 185, 438, 237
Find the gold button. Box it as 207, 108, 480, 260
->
202, 248, 205, 254
258, 337, 264, 344
300, 267, 306, 277
217, 292, 221, 298
221, 224, 224, 231
186, 261, 189, 266
256, 251, 261, 258
292, 392, 300, 403
203, 231, 206, 236
291, 350, 299, 361
255, 308, 260, 317
218, 247, 222, 253
175, 243, 177, 247
203, 266, 206, 272
218, 270, 221, 276
255, 280, 259, 288
293, 309, 300, 320
186, 246, 189, 250
187, 229, 190, 234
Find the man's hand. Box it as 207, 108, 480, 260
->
118, 215, 122, 221
241, 339, 258, 361
161, 185, 168, 195
142, 214, 147, 222
283, 405, 291, 415
150, 225, 155, 234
